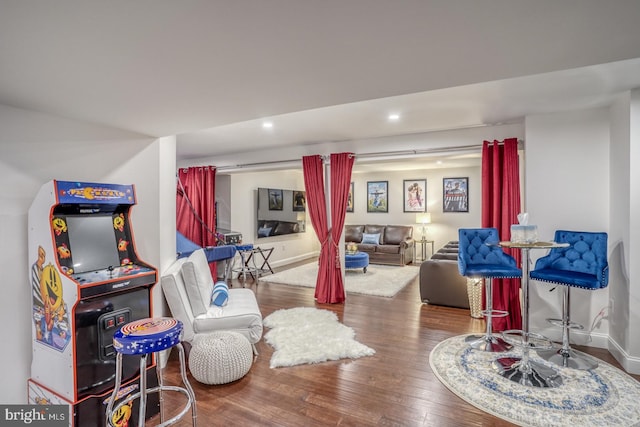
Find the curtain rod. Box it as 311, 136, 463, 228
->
215, 143, 509, 171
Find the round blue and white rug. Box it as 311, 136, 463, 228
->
429, 335, 640, 426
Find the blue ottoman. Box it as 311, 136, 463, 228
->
345, 252, 369, 273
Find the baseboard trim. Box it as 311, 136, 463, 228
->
268, 251, 319, 269
535, 326, 640, 375
608, 337, 640, 375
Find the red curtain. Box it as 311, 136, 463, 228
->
176, 166, 217, 278
482, 138, 522, 331
303, 153, 354, 304
324, 153, 355, 303
302, 155, 333, 302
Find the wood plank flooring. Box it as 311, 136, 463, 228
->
152, 260, 639, 426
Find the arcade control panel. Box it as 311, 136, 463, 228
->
72, 264, 156, 298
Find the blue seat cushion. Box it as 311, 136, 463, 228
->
113, 317, 183, 355
530, 268, 601, 289
465, 264, 521, 278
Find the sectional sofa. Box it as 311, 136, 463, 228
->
419, 241, 471, 309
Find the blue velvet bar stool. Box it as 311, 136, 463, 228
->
106, 317, 197, 427
458, 228, 522, 352
530, 230, 608, 370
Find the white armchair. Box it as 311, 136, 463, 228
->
161, 249, 263, 353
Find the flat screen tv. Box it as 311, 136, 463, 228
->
256, 188, 306, 238
66, 214, 121, 273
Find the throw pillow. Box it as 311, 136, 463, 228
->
361, 233, 380, 245
258, 227, 272, 237
181, 249, 214, 316
211, 281, 229, 307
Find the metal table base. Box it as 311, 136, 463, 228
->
493, 356, 563, 388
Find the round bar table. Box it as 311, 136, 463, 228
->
492, 241, 569, 388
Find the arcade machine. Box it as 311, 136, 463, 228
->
28, 180, 159, 427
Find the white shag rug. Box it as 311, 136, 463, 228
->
430, 334, 640, 427
258, 262, 419, 297
263, 307, 375, 368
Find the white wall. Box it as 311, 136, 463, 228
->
348, 167, 482, 253
227, 170, 318, 267
628, 90, 640, 360
0, 104, 167, 403
524, 108, 611, 350
609, 93, 631, 356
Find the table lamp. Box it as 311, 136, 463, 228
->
415, 213, 431, 241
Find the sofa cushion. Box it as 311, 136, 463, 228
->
194, 288, 264, 344
357, 243, 377, 252
361, 233, 381, 245
345, 225, 364, 243
377, 244, 400, 254
438, 248, 459, 254
273, 221, 298, 235
182, 249, 215, 316
384, 225, 413, 245
364, 225, 386, 244
431, 253, 458, 260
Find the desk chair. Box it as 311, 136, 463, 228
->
458, 228, 522, 352
530, 230, 608, 370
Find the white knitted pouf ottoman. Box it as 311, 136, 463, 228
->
188, 331, 253, 385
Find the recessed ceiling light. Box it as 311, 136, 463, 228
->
436, 160, 443, 165
262, 121, 273, 129
388, 113, 400, 121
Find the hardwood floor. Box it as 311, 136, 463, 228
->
153, 261, 639, 426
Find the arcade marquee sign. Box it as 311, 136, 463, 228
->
56, 181, 135, 204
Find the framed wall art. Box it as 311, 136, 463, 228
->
268, 188, 283, 210
346, 182, 354, 212
443, 177, 468, 213
292, 190, 306, 211
403, 179, 426, 212
367, 181, 388, 213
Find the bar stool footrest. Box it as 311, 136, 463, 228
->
481, 309, 509, 318
501, 329, 554, 350
111, 385, 193, 427
546, 317, 584, 330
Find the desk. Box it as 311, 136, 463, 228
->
417, 239, 434, 262
492, 241, 569, 388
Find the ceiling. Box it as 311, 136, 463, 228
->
2, 1, 640, 168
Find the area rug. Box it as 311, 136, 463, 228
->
429, 334, 640, 426
258, 262, 419, 297
263, 307, 375, 368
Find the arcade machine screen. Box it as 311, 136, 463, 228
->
66, 215, 120, 274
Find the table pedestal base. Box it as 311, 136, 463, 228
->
537, 347, 599, 370
465, 334, 511, 352
493, 357, 563, 388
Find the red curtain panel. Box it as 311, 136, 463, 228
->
302, 155, 334, 303
176, 166, 217, 278
303, 154, 354, 304
481, 138, 522, 331
325, 153, 355, 304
